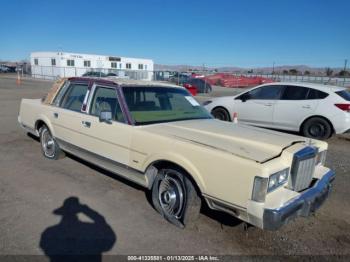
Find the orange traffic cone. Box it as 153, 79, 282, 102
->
233, 112, 238, 124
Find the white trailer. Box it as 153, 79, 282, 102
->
30, 51, 154, 80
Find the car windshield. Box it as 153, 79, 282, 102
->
122, 86, 212, 125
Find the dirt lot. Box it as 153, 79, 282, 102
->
0, 75, 350, 258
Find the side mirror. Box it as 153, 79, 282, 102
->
239, 93, 250, 102
99, 111, 112, 124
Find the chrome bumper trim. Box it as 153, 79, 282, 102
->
263, 170, 335, 230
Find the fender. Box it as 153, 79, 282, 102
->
36, 113, 55, 137
142, 151, 207, 193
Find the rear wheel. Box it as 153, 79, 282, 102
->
151, 167, 201, 228
301, 117, 332, 140
39, 125, 65, 159
212, 107, 230, 121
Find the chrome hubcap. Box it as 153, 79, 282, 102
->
42, 129, 55, 157
158, 173, 184, 218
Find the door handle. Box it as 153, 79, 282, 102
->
302, 105, 311, 109
82, 121, 91, 128
53, 112, 58, 118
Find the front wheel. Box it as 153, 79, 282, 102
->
212, 107, 230, 121
39, 125, 65, 160
301, 117, 332, 140
151, 168, 201, 228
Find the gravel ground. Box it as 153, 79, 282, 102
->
0, 75, 349, 258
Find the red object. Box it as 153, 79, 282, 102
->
183, 83, 198, 96
335, 104, 350, 112
203, 73, 274, 88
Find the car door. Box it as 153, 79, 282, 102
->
51, 81, 90, 149
78, 84, 132, 166
234, 85, 284, 128
273, 85, 320, 131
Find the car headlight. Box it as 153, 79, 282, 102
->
202, 100, 212, 106
268, 168, 289, 192
251, 168, 289, 203
316, 150, 327, 165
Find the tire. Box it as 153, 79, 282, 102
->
301, 117, 332, 140
151, 167, 201, 228
39, 125, 65, 160
212, 107, 230, 121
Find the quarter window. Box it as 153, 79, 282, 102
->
60, 84, 88, 112
90, 87, 125, 122
308, 89, 329, 99
281, 85, 309, 100
247, 85, 284, 100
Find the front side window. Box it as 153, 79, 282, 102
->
67, 59, 75, 67
60, 83, 88, 112
122, 86, 212, 125
90, 87, 125, 122
281, 85, 309, 100
246, 85, 284, 100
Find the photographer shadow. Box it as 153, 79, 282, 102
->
40, 197, 116, 262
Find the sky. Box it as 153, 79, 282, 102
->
1, 0, 349, 68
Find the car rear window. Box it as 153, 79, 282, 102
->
336, 90, 350, 101
307, 88, 329, 99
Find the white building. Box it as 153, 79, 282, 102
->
30, 51, 154, 80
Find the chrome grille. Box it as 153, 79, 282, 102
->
290, 147, 317, 192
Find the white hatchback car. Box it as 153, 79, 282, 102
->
204, 82, 350, 140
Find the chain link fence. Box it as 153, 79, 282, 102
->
13, 64, 350, 88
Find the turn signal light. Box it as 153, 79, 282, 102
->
335, 104, 350, 112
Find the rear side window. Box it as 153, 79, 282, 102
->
60, 84, 88, 112
307, 89, 329, 99
336, 90, 350, 101
281, 85, 309, 100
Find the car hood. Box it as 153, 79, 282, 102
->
143, 119, 307, 163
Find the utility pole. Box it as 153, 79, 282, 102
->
344, 59, 348, 72
272, 61, 275, 76
344, 59, 348, 85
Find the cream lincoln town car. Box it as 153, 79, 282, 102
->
18, 77, 335, 230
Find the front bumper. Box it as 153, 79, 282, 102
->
263, 170, 335, 230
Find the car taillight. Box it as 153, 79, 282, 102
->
335, 104, 350, 112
